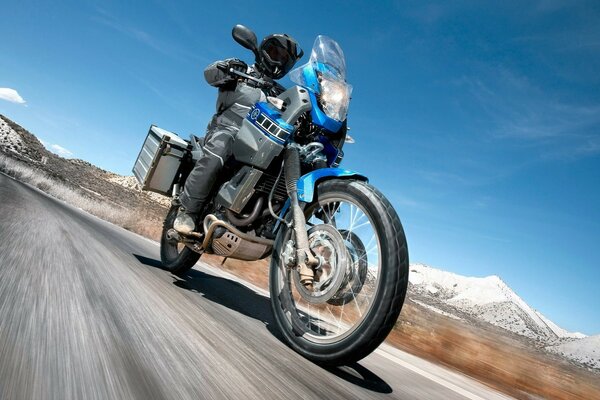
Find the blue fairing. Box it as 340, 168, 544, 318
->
308, 90, 344, 133
297, 168, 368, 202
273, 168, 368, 232
295, 63, 344, 133
246, 102, 294, 145
299, 63, 320, 93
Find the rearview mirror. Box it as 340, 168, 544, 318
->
232, 25, 258, 56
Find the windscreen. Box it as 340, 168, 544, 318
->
289, 35, 347, 85
289, 36, 352, 122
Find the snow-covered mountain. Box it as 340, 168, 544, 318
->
546, 335, 600, 370
408, 263, 585, 342
408, 263, 597, 369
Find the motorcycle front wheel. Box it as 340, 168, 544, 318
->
269, 179, 409, 366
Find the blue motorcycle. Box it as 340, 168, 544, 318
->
134, 26, 409, 365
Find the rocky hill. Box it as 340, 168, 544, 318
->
1, 114, 48, 162
0, 114, 169, 217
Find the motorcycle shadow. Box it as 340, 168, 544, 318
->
133, 254, 392, 394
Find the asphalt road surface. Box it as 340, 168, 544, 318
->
0, 173, 513, 400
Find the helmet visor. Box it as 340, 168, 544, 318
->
261, 38, 298, 77
265, 42, 290, 65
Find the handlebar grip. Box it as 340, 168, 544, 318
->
216, 62, 229, 72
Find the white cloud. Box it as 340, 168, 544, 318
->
0, 88, 26, 104
49, 144, 73, 157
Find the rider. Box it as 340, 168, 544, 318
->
174, 30, 303, 234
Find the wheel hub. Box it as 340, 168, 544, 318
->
292, 224, 348, 304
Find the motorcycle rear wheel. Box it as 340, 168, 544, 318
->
269, 179, 409, 366
160, 205, 200, 275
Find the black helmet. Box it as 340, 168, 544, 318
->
257, 34, 304, 79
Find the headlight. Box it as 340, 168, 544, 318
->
319, 75, 352, 122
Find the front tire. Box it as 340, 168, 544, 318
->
269, 179, 409, 366
160, 205, 200, 275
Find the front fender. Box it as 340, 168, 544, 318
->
272, 168, 368, 233
297, 168, 368, 203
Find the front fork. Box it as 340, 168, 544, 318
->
284, 147, 318, 288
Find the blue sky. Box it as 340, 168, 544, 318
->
1, 1, 599, 334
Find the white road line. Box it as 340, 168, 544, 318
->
199, 262, 270, 297
375, 348, 490, 400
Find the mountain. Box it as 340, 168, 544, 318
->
546, 335, 600, 370
408, 263, 596, 369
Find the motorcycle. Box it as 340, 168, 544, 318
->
133, 25, 409, 366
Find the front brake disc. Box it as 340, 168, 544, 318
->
292, 224, 348, 304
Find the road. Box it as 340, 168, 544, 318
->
0, 173, 512, 400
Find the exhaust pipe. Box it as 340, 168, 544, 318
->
201, 214, 274, 250
225, 196, 265, 227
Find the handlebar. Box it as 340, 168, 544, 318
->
216, 63, 273, 89
229, 68, 272, 88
